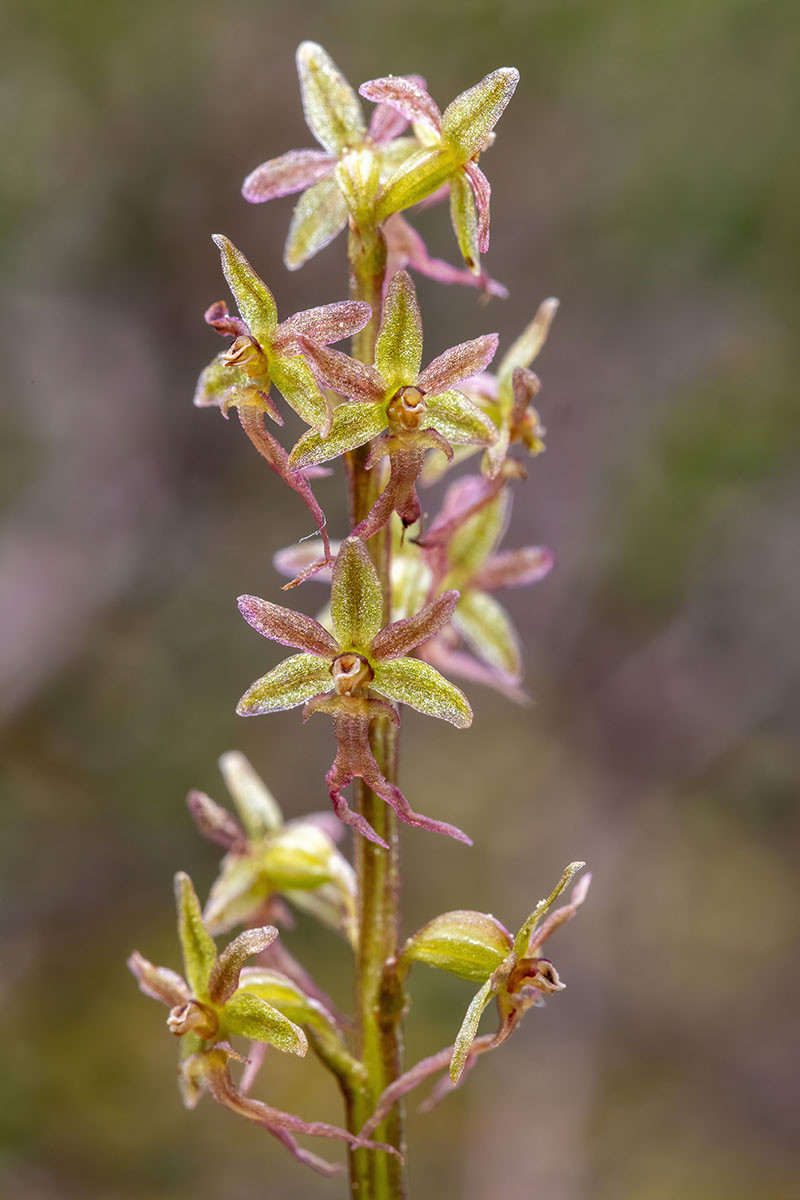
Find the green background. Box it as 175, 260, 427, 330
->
1, 1, 799, 1196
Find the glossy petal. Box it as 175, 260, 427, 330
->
208, 927, 278, 1005
237, 654, 334, 716
452, 589, 521, 678
425, 388, 497, 446
223, 990, 307, 1055
330, 537, 384, 650
450, 978, 496, 1083
473, 546, 554, 592
242, 148, 334, 203
359, 75, 442, 134
401, 911, 512, 983
375, 271, 423, 388
296, 337, 385, 402
463, 160, 492, 253
498, 297, 560, 387
513, 862, 586, 959
127, 951, 189, 1007
270, 355, 331, 435
372, 657, 472, 727
186, 788, 244, 851
289, 400, 386, 469
175, 872, 217, 999
237, 595, 338, 657
417, 334, 498, 395
370, 590, 458, 660
441, 67, 519, 161
273, 300, 372, 352
284, 177, 348, 271
296, 42, 366, 156
449, 171, 480, 273
218, 750, 283, 839
212, 235, 277, 345
375, 146, 457, 221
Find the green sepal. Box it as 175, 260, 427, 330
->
284, 176, 348, 271
449, 172, 480, 273
441, 68, 519, 162
175, 872, 217, 999
289, 400, 386, 468
238, 967, 338, 1035
330, 537, 384, 651
450, 978, 496, 1083
222, 989, 308, 1056
203, 854, 271, 935
496, 297, 560, 399
271, 355, 330, 435
425, 388, 497, 447
212, 235, 277, 346
372, 657, 472, 728
218, 751, 283, 839
375, 271, 423, 389
375, 146, 456, 222
401, 910, 512, 982
236, 653, 333, 716
296, 41, 366, 156
452, 589, 522, 678
513, 862, 586, 959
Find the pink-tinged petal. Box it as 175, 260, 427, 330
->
204, 300, 250, 339
511, 365, 541, 424
237, 595, 338, 657
370, 591, 459, 661
352, 447, 428, 542
186, 789, 245, 851
418, 334, 498, 395
296, 42, 367, 156
273, 301, 372, 353
266, 1125, 343, 1178
384, 215, 508, 298
441, 67, 519, 161
360, 75, 442, 135
242, 148, 335, 203
127, 951, 189, 1008
295, 337, 385, 402
274, 541, 338, 586
208, 927, 278, 1006
419, 472, 506, 549
473, 546, 554, 592
463, 160, 491, 253
420, 636, 531, 705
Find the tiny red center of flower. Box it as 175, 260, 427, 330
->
331, 653, 374, 695
387, 386, 427, 431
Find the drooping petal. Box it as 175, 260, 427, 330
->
372, 657, 472, 727
289, 400, 387, 469
510, 364, 541, 423
175, 872, 217, 999
369, 590, 458, 661
186, 788, 244, 851
512, 862, 586, 959
450, 978, 497, 1083
497, 297, 560, 388
449, 171, 480, 273
237, 654, 334, 716
463, 160, 492, 253
208, 927, 278, 1005
473, 546, 554, 592
237, 595, 338, 657
241, 148, 335, 203
212, 235, 277, 345
359, 75, 442, 135
425, 388, 497, 446
204, 300, 250, 339
296, 338, 385, 402
222, 990, 307, 1055
441, 67, 519, 161
127, 950, 189, 1008
452, 588, 522, 679
296, 42, 366, 156
384, 214, 509, 298
375, 270, 424, 388
401, 911, 512, 982
446, 489, 509, 584
273, 300, 372, 353
417, 334, 498, 395
420, 472, 505, 553
284, 177, 348, 271
421, 636, 530, 705
367, 89, 413, 142
218, 750, 284, 839
330, 537, 384, 650
375, 146, 457, 222
270, 355, 331, 435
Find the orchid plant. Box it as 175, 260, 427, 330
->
130, 41, 587, 1199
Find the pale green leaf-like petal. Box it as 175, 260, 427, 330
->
289, 400, 386, 469
449, 172, 480, 273
212, 235, 277, 345
513, 862, 586, 958
441, 68, 519, 162
203, 853, 271, 935
270, 355, 330, 434
296, 42, 366, 156
497, 298, 559, 397
375, 146, 457, 222
236, 654, 333, 716
375, 271, 423, 388
372, 657, 472, 727
261, 824, 339, 891
284, 177, 348, 271
218, 751, 283, 839
193, 353, 248, 409
450, 978, 496, 1083
452, 589, 522, 678
330, 537, 383, 651
402, 910, 512, 983
238, 967, 339, 1034
175, 872, 217, 999
425, 389, 497, 447
223, 989, 308, 1055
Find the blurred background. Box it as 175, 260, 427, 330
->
2, 1, 799, 1197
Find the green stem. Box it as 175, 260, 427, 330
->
345, 221, 407, 1200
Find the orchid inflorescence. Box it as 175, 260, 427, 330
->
130, 41, 586, 1193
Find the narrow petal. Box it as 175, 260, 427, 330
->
289, 401, 386, 469
420, 472, 504, 551
473, 546, 554, 592
441, 67, 519, 161
270, 355, 331, 435
204, 300, 249, 339
375, 146, 457, 222
372, 657, 472, 727
417, 334, 498, 395
370, 590, 459, 660
296, 338, 385, 402
237, 595, 338, 657
511, 364, 541, 423
236, 654, 334, 716
446, 490, 509, 584
284, 177, 348, 271
242, 148, 335, 203
186, 789, 244, 851
450, 978, 497, 1083
512, 862, 586, 959
218, 750, 284, 839
375, 270, 423, 388
212, 235, 277, 345
526, 871, 592, 955
127, 951, 189, 1008
208, 927, 278, 1005
273, 301, 372, 352
296, 42, 366, 156
498, 297, 560, 386
449, 171, 480, 273
421, 637, 530, 705
330, 537, 384, 650
452, 589, 522, 678
384, 214, 509, 298
463, 160, 492, 253
175, 872, 217, 999
359, 75, 442, 134
425, 388, 497, 446
265, 1126, 342, 1178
